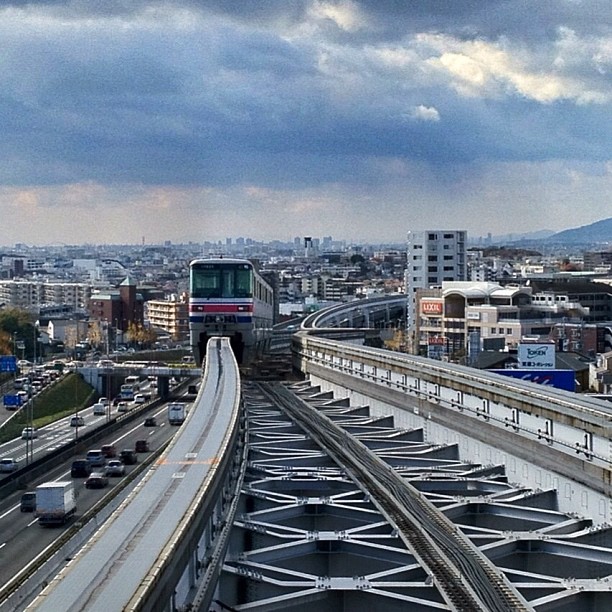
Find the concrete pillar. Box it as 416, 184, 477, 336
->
157, 376, 170, 398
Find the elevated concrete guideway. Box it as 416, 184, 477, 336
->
301, 294, 407, 330
19, 339, 243, 612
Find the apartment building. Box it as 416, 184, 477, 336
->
146, 297, 189, 341
405, 230, 467, 349
88, 276, 144, 333
0, 280, 91, 311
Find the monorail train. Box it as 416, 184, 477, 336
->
189, 258, 275, 365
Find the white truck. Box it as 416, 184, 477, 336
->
168, 402, 186, 426
35, 481, 77, 525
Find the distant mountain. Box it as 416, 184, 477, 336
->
547, 217, 612, 245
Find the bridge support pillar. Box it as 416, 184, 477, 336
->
157, 376, 170, 398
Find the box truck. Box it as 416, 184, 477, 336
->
168, 402, 186, 425
35, 481, 76, 525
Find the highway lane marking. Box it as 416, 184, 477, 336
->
0, 507, 16, 520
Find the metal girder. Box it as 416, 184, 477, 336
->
211, 382, 612, 611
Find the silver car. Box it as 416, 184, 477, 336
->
105, 460, 126, 477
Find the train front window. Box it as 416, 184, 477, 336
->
191, 266, 222, 298
191, 263, 252, 299
222, 269, 234, 297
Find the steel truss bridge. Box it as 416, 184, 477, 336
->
7, 315, 612, 610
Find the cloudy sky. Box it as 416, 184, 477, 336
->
1, 1, 610, 246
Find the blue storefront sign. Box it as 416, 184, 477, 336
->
491, 369, 575, 392
0, 356, 17, 373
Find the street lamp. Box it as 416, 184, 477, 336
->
25, 325, 38, 465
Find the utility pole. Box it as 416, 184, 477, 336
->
26, 325, 37, 465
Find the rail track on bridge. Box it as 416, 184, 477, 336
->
259, 382, 529, 612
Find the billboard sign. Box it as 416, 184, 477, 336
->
491, 369, 575, 392
518, 343, 555, 369
421, 300, 443, 315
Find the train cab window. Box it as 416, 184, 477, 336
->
222, 269, 235, 297
191, 262, 253, 299
191, 267, 221, 298
234, 266, 252, 298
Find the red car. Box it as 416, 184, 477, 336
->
101, 444, 116, 458
135, 439, 150, 453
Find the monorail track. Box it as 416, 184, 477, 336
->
259, 382, 530, 612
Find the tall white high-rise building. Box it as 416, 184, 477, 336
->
405, 230, 467, 346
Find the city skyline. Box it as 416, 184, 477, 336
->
1, 1, 610, 245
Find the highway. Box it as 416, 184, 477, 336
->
19, 338, 241, 612
0, 400, 179, 591
0, 376, 158, 468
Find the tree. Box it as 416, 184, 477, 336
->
88, 320, 104, 349
0, 330, 11, 355
0, 308, 36, 358
126, 321, 157, 349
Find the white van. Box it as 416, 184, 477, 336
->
92, 403, 106, 415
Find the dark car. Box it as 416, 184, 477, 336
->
85, 472, 109, 489
119, 449, 137, 465
143, 417, 157, 427
71, 459, 93, 477
135, 439, 150, 453
20, 491, 37, 512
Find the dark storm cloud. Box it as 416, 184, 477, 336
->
352, 0, 611, 39
0, 0, 609, 191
